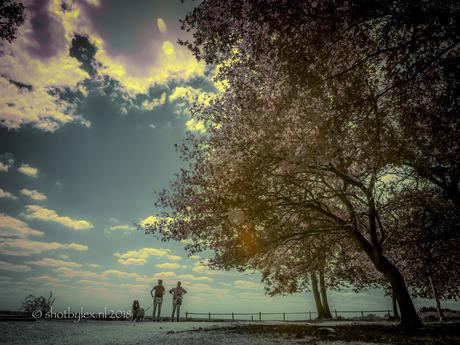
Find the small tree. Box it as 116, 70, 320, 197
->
21, 291, 55, 317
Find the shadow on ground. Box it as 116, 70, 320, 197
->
206, 321, 460, 344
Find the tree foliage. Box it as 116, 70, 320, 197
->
0, 0, 25, 43
20, 291, 55, 317
390, 191, 460, 301
148, 0, 459, 327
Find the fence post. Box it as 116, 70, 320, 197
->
185, 312, 188, 321
208, 312, 211, 322
251, 315, 253, 322
334, 309, 337, 318
361, 310, 364, 319
232, 312, 234, 322
259, 312, 262, 321
309, 311, 311, 320
283, 312, 285, 321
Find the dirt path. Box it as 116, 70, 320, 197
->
1, 319, 458, 345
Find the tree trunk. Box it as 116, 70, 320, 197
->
378, 258, 423, 327
311, 272, 326, 319
351, 230, 423, 328
392, 291, 400, 319
319, 270, 333, 319
429, 276, 445, 321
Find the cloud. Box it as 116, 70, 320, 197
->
20, 189, 47, 200
108, 225, 136, 231
186, 118, 206, 133
140, 95, 166, 110
23, 205, 94, 230
236, 292, 267, 301
190, 283, 231, 295
116, 257, 147, 265
135, 271, 178, 283
0, 214, 44, 238
0, 237, 88, 256
0, 162, 11, 172
0, 260, 31, 272
176, 274, 214, 282
167, 255, 182, 261
234, 280, 263, 290
169, 86, 197, 103
26, 275, 61, 283
76, 279, 149, 290
0, 189, 17, 200
0, 2, 91, 132
18, 164, 38, 177
140, 216, 174, 233
103, 270, 140, 279
0, 153, 14, 172
139, 216, 160, 227
26, 258, 82, 267
155, 262, 180, 269
114, 247, 170, 265
55, 267, 102, 278
192, 261, 237, 276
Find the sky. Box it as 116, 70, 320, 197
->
0, 0, 458, 319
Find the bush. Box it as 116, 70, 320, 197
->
20, 291, 55, 317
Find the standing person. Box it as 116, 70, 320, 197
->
150, 279, 165, 321
169, 281, 187, 322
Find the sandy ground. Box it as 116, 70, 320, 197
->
0, 319, 387, 345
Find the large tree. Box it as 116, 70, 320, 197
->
149, 0, 458, 328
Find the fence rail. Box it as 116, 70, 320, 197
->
185, 309, 392, 322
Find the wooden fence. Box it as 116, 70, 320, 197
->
185, 309, 392, 322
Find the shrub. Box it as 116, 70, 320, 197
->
20, 291, 55, 317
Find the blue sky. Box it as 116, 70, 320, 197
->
0, 0, 458, 318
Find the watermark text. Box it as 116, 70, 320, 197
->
32, 307, 132, 323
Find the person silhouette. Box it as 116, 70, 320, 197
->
169, 281, 187, 322
150, 279, 165, 321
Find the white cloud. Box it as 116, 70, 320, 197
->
0, 153, 14, 172
54, 267, 102, 278
156, 262, 181, 269
0, 189, 17, 200
26, 275, 61, 283
26, 258, 82, 267
0, 260, 31, 272
186, 118, 206, 133
177, 274, 213, 282
0, 214, 44, 238
76, 279, 149, 291
234, 280, 263, 290
0, 5, 90, 132
18, 164, 38, 177
167, 255, 182, 261
20, 189, 47, 200
108, 225, 136, 232
23, 205, 93, 230
114, 247, 170, 266
0, 237, 88, 256
103, 270, 140, 279
0, 163, 11, 172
